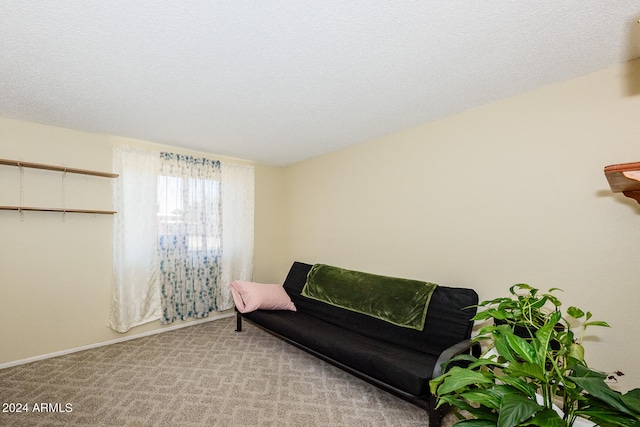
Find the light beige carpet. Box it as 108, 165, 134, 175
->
0, 316, 458, 426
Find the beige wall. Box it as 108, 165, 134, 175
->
253, 163, 288, 283
280, 59, 640, 391
0, 118, 284, 365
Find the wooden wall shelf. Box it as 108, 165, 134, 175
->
0, 158, 118, 178
604, 161, 640, 204
0, 158, 118, 215
0, 206, 116, 215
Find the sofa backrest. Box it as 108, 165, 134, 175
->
283, 261, 478, 356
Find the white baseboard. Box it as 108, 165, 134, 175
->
0, 312, 235, 370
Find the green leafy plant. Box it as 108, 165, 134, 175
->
429, 284, 640, 426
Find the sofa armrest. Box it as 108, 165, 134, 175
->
432, 339, 481, 378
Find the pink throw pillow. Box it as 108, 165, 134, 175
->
230, 280, 297, 313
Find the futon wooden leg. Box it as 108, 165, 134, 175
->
235, 311, 243, 332
428, 395, 446, 427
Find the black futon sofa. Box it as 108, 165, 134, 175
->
235, 262, 479, 426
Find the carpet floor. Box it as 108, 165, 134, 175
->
1, 316, 458, 426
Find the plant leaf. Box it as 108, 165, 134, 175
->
504, 332, 539, 364
530, 297, 548, 310
454, 420, 498, 427
482, 308, 512, 321
570, 376, 637, 418
438, 353, 480, 372
505, 362, 547, 383
496, 374, 537, 399
497, 394, 543, 427
567, 306, 585, 319
472, 311, 495, 321
436, 394, 477, 411
477, 297, 513, 307
473, 330, 495, 344
583, 320, 610, 328
511, 284, 535, 295
571, 364, 606, 380
494, 331, 517, 364
578, 403, 640, 427
560, 333, 578, 351
465, 406, 499, 422
534, 311, 560, 361
569, 342, 585, 364
621, 388, 640, 414
468, 357, 503, 370
522, 407, 567, 427
460, 389, 503, 410
435, 367, 494, 395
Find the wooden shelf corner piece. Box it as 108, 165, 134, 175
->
604, 162, 640, 204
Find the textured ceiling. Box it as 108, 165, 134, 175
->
1, 2, 639, 166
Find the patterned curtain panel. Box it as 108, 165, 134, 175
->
158, 153, 225, 323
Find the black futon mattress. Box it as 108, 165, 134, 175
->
242, 262, 478, 398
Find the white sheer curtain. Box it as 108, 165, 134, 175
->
109, 146, 254, 332
220, 162, 255, 308
109, 146, 161, 333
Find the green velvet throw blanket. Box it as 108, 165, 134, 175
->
301, 264, 437, 330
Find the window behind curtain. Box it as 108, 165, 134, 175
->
157, 153, 225, 324
157, 175, 221, 253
